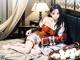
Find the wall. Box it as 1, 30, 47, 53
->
25, 0, 32, 26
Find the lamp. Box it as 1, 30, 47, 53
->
31, 2, 49, 27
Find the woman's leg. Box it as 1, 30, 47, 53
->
2, 41, 33, 53
25, 40, 34, 53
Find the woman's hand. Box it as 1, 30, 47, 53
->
55, 36, 64, 43
58, 22, 65, 36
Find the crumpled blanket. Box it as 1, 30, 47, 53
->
0, 39, 48, 60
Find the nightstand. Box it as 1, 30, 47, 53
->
30, 20, 38, 26
18, 26, 38, 38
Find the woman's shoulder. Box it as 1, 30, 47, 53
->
43, 16, 53, 23
43, 16, 52, 20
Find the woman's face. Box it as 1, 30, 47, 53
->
50, 9, 60, 22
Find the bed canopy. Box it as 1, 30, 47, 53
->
0, 0, 29, 39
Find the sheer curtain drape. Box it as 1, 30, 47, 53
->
0, 0, 29, 39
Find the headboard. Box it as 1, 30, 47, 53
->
63, 13, 80, 44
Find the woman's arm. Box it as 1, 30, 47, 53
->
55, 22, 67, 43
55, 33, 67, 43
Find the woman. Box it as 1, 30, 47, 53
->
39, 4, 66, 44
2, 4, 67, 56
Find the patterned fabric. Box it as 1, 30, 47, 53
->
27, 32, 41, 44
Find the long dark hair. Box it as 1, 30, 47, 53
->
48, 4, 64, 30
